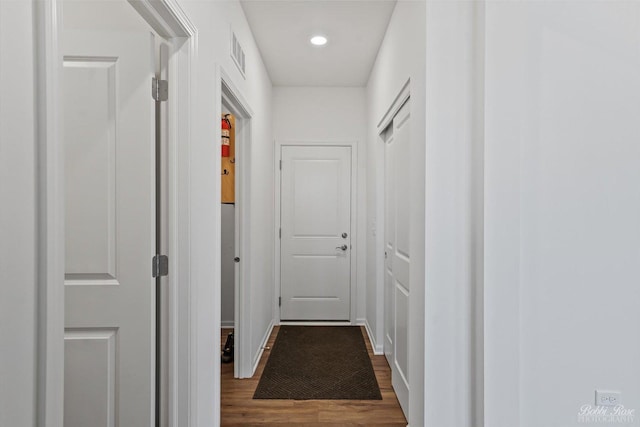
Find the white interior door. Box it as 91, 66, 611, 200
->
280, 145, 352, 321
384, 100, 410, 415
63, 29, 156, 427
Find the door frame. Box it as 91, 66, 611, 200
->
376, 80, 410, 357
36, 1, 196, 426
274, 140, 359, 325
218, 66, 254, 379
379, 87, 411, 417
373, 80, 411, 419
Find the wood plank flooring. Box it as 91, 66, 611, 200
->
220, 326, 407, 426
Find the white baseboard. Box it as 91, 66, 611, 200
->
279, 321, 352, 326
358, 318, 384, 355
251, 319, 275, 377
221, 320, 235, 328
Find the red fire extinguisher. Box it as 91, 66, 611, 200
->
221, 114, 232, 157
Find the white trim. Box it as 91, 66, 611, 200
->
279, 321, 352, 326
220, 321, 235, 329
218, 65, 254, 380
273, 140, 280, 323
274, 140, 359, 325
374, 128, 386, 358
376, 78, 410, 133
128, 0, 193, 38
358, 318, 383, 356
136, 4, 197, 426
38, 2, 196, 427
220, 67, 254, 117
36, 0, 64, 426
251, 320, 275, 376
472, 3, 486, 426
168, 31, 195, 427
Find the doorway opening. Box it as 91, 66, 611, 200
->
44, 1, 195, 426
60, 2, 172, 426
220, 110, 236, 366
377, 81, 411, 418
219, 74, 254, 379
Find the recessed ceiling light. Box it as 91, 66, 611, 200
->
310, 35, 328, 46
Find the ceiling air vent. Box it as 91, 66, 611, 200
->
231, 31, 246, 78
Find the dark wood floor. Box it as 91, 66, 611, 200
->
220, 326, 407, 426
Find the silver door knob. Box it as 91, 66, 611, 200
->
342, 232, 348, 238
336, 244, 348, 251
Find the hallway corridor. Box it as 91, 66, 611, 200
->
220, 326, 407, 426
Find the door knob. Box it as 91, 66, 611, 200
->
234, 257, 240, 263
336, 244, 348, 251
342, 232, 348, 239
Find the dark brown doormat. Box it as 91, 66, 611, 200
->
253, 326, 382, 400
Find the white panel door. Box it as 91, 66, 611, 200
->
280, 145, 352, 321
384, 100, 410, 416
63, 30, 155, 427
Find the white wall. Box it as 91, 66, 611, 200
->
273, 86, 367, 323
175, 0, 274, 423
62, 0, 152, 30
0, 1, 37, 426
423, 2, 485, 426
484, 2, 640, 426
367, 1, 484, 426
365, 1, 427, 424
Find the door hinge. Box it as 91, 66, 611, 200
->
279, 297, 281, 307
152, 77, 168, 101
279, 160, 282, 170
152, 254, 169, 278
279, 228, 281, 239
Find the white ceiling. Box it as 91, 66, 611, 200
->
240, 0, 397, 87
